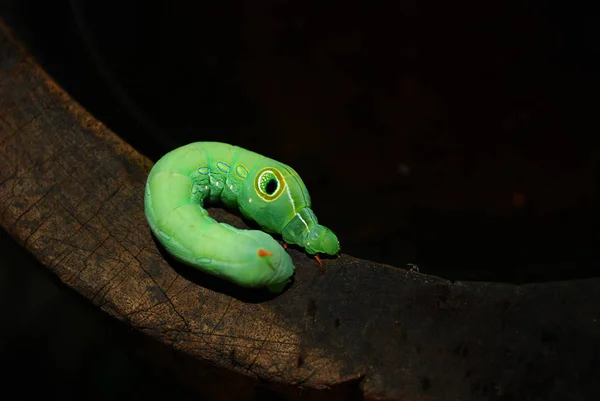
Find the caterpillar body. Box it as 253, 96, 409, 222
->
144, 142, 340, 293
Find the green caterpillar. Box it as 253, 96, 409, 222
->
144, 142, 340, 293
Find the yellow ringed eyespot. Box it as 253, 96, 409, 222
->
254, 168, 285, 201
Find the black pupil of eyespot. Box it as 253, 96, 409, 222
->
265, 178, 277, 195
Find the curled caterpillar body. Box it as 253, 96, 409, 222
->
144, 142, 340, 292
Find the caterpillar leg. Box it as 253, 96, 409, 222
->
315, 254, 326, 275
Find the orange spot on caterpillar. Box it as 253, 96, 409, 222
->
258, 249, 273, 257
314, 255, 323, 265
283, 243, 288, 249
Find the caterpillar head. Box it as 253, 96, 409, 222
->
239, 160, 340, 256
304, 224, 340, 256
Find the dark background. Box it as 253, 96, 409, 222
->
1, 0, 599, 399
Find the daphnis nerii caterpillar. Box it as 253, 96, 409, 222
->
144, 142, 340, 292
